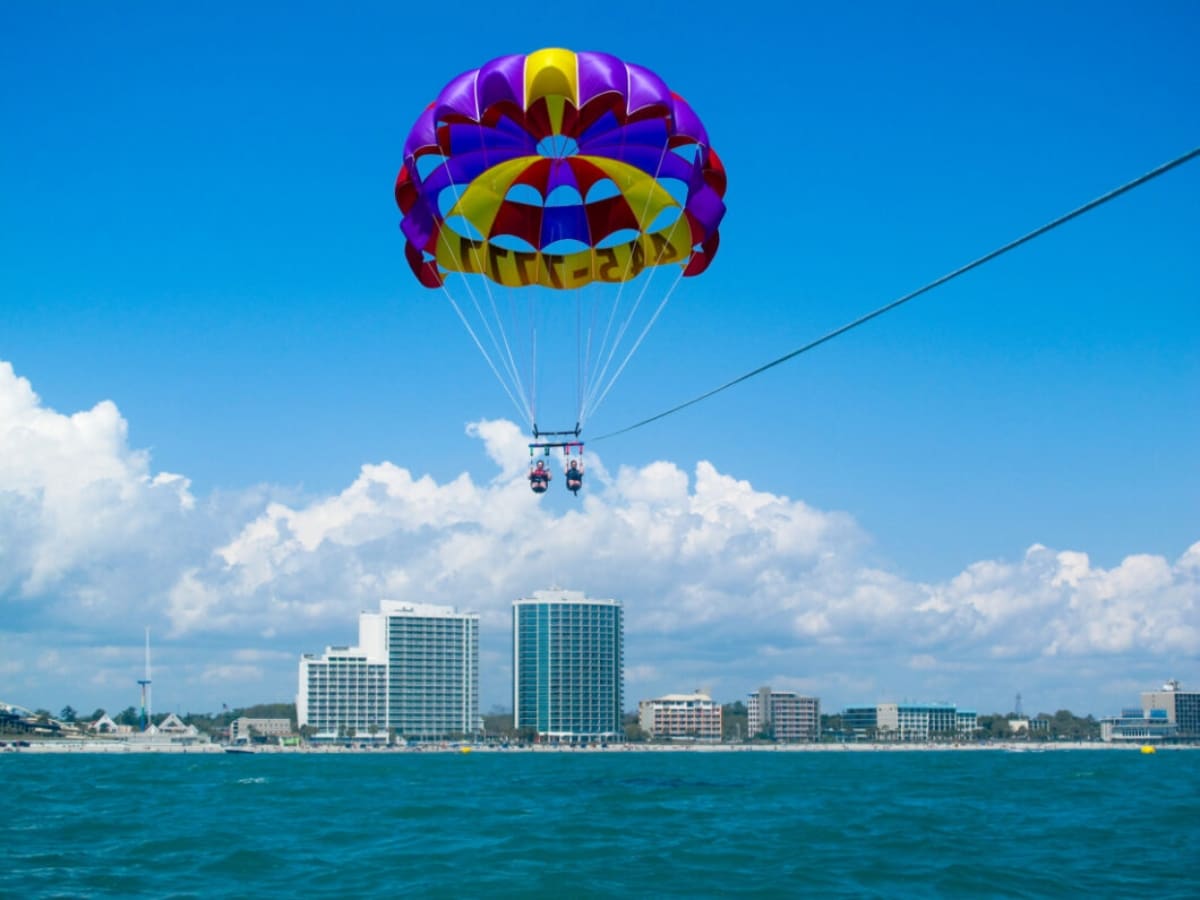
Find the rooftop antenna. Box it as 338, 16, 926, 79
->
137, 627, 152, 732
1014, 692, 1023, 717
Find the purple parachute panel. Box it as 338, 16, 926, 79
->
395, 48, 726, 289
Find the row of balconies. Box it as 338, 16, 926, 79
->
309, 708, 475, 719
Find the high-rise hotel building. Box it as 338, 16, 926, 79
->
513, 589, 624, 743
298, 601, 479, 741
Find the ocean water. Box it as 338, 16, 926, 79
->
3, 749, 1197, 898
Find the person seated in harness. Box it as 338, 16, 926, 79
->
528, 459, 551, 494
565, 458, 584, 495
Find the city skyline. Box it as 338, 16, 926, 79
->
5, 608, 1193, 724
2, 5, 1197, 718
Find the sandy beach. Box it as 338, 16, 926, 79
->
5, 739, 1192, 754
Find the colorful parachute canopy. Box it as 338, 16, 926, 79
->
396, 48, 726, 290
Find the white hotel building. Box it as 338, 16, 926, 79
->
298, 601, 480, 742
638, 692, 722, 742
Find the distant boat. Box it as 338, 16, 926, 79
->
224, 745, 255, 755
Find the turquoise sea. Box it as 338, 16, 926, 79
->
3, 749, 1197, 898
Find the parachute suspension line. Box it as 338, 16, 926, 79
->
583, 265, 686, 424
582, 141, 674, 408
580, 282, 611, 425
431, 152, 531, 420
448, 249, 528, 419
581, 198, 681, 423
530, 320, 538, 427
579, 283, 605, 426
523, 277, 540, 430
575, 292, 585, 425
507, 285, 529, 414
443, 266, 531, 422
584, 277, 649, 414
592, 145, 1200, 442
439, 285, 533, 428
464, 117, 530, 414
584, 278, 627, 413
481, 280, 529, 417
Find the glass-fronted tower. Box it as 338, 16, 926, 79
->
513, 589, 624, 743
385, 602, 479, 739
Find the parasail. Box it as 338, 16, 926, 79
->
395, 48, 726, 460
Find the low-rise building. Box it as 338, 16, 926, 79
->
843, 703, 976, 741
843, 705, 877, 740
638, 693, 722, 742
748, 687, 820, 742
876, 703, 972, 741
230, 717, 293, 744
956, 709, 979, 736
1101, 680, 1200, 743
1100, 708, 1177, 743
129, 712, 209, 745
1141, 679, 1200, 740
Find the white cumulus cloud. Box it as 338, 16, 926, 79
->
1, 359, 1196, 715
0, 362, 201, 623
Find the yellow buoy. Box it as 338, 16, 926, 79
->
1141, 744, 1156, 755
459, 746, 472, 754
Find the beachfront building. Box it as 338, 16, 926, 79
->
230, 717, 293, 744
956, 709, 979, 736
1100, 708, 1177, 743
513, 589, 624, 743
877, 703, 961, 741
298, 645, 388, 741
747, 688, 820, 742
90, 713, 124, 735
638, 692, 722, 742
842, 703, 977, 742
298, 601, 480, 743
128, 712, 209, 746
1100, 679, 1199, 743
843, 706, 878, 741
1142, 679, 1200, 739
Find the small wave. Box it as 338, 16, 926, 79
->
236, 776, 269, 784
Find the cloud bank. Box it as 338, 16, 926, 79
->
1, 360, 1196, 715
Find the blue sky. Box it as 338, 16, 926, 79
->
2, 2, 1197, 718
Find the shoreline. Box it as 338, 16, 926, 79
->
3, 740, 1194, 755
